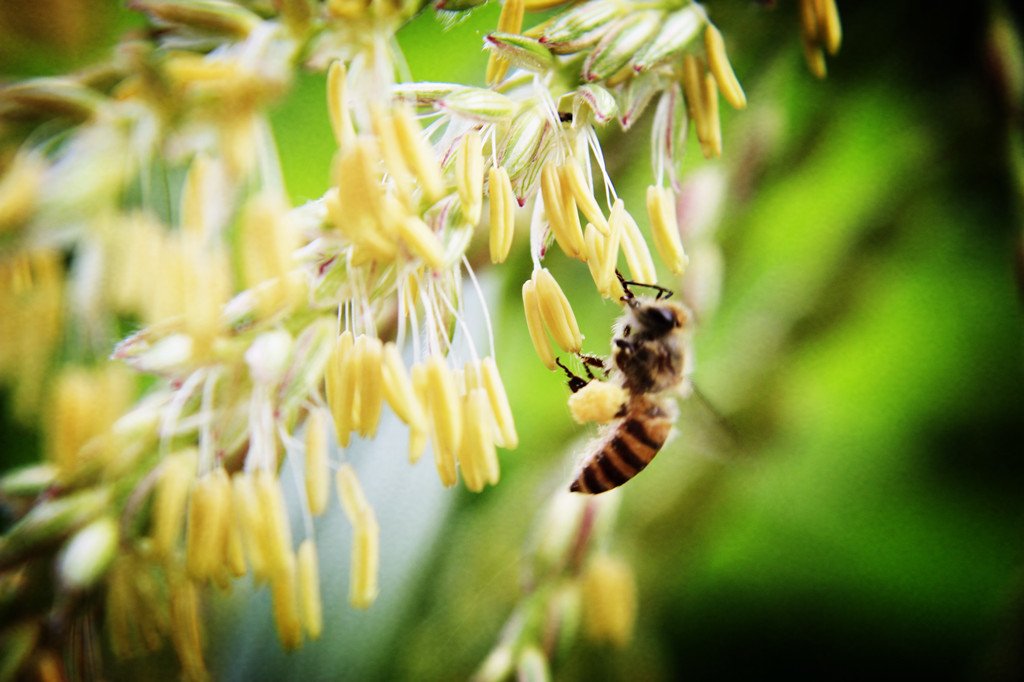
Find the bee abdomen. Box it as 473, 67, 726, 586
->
569, 410, 671, 494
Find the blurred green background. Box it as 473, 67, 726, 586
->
3, 1, 1023, 680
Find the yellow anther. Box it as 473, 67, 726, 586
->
335, 463, 372, 524
704, 24, 747, 110
325, 331, 356, 447
701, 72, 722, 158
458, 388, 498, 492
522, 278, 556, 370
232, 472, 269, 583
646, 185, 688, 275
562, 157, 608, 235
480, 357, 518, 449
532, 268, 583, 353
152, 449, 197, 559
335, 464, 379, 609
581, 554, 637, 647
381, 342, 428, 433
398, 215, 445, 270
814, 0, 842, 55
489, 166, 516, 264
254, 470, 294, 578
620, 209, 658, 285
304, 409, 330, 516
327, 61, 356, 148
297, 539, 323, 640
682, 54, 709, 152
424, 356, 461, 487
456, 131, 484, 226
350, 516, 380, 609
269, 553, 302, 651
372, 109, 414, 202
353, 334, 384, 438
392, 104, 445, 202
541, 161, 585, 260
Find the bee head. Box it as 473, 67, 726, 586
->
631, 299, 688, 336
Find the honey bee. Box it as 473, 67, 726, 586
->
561, 276, 693, 494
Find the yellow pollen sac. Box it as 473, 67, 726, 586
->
269, 553, 302, 651
581, 554, 637, 648
232, 472, 269, 584
325, 331, 356, 447
682, 54, 709, 152
185, 473, 225, 577
803, 39, 827, 79
620, 209, 658, 285
701, 73, 722, 159
372, 109, 414, 203
335, 463, 372, 524
327, 61, 356, 149
458, 388, 496, 492
815, 0, 842, 55
489, 166, 516, 264
335, 464, 379, 609
169, 580, 208, 681
532, 268, 583, 353
152, 449, 197, 559
304, 409, 330, 516
601, 199, 625, 282
561, 157, 609, 236
704, 24, 747, 110
522, 279, 556, 370
353, 334, 385, 438
584, 224, 625, 300
350, 516, 380, 609
456, 131, 484, 226
568, 380, 628, 424
646, 185, 689, 275
224, 499, 248, 578
398, 215, 446, 270
541, 161, 584, 260
297, 539, 323, 641
409, 364, 430, 464
254, 470, 294, 578
480, 357, 518, 449
381, 342, 428, 433
424, 356, 461, 487
392, 104, 445, 203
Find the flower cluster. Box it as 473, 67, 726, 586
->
0, 0, 840, 678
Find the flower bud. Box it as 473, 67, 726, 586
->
539, 0, 621, 55
582, 11, 662, 82
58, 516, 119, 591
438, 88, 517, 122
630, 6, 702, 72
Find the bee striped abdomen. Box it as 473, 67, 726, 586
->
570, 400, 672, 494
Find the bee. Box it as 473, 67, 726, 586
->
561, 275, 693, 494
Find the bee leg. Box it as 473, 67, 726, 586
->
577, 352, 608, 379
616, 270, 635, 304
556, 357, 589, 393
617, 271, 675, 300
